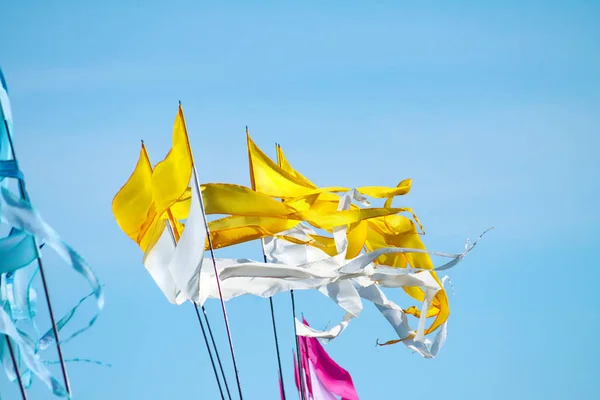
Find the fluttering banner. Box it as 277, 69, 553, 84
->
0, 66, 104, 397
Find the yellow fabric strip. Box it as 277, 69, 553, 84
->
202, 183, 296, 217
366, 216, 449, 334
276, 143, 316, 188
291, 207, 410, 230
208, 216, 300, 250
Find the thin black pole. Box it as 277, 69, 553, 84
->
273, 142, 306, 399
247, 129, 287, 399
202, 306, 233, 400
268, 296, 285, 399
164, 221, 226, 400
184, 113, 243, 398
145, 140, 231, 400
5, 336, 28, 400
201, 216, 244, 400
290, 290, 306, 400
259, 244, 286, 399
193, 304, 226, 400
5, 121, 71, 396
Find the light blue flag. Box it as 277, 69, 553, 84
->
0, 188, 105, 397
0, 65, 105, 397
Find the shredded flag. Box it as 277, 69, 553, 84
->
273, 143, 452, 336
0, 65, 104, 397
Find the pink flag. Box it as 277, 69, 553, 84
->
308, 362, 337, 400
293, 318, 360, 400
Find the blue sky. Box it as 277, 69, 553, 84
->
1, 1, 599, 398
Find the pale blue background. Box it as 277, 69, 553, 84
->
1, 1, 599, 399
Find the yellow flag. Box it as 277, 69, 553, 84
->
112, 126, 193, 253
111, 143, 156, 244
152, 104, 193, 216
111, 143, 181, 252
247, 131, 315, 197
248, 133, 366, 199
267, 139, 414, 200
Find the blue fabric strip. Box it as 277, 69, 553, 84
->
0, 160, 23, 181
0, 232, 38, 274
0, 301, 67, 396
38, 288, 99, 350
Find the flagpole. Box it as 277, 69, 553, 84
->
290, 291, 306, 400
246, 126, 287, 399
192, 153, 244, 400
164, 219, 227, 400
275, 143, 306, 400
193, 304, 227, 400
4, 122, 71, 396
201, 306, 233, 400
143, 141, 230, 400
269, 297, 285, 395
5, 336, 28, 399
0, 275, 28, 400
179, 102, 244, 400
262, 243, 286, 400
